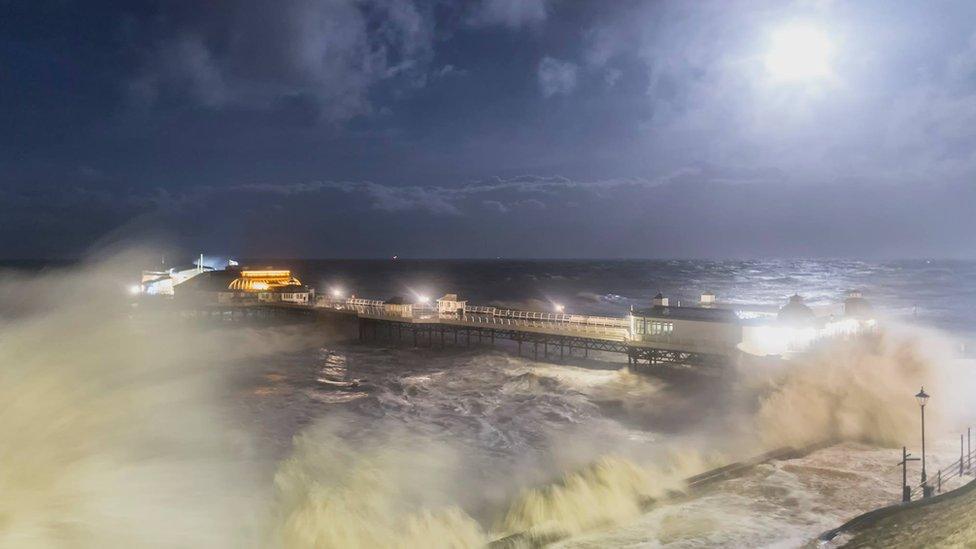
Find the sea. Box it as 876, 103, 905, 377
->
2, 258, 976, 547
246, 258, 976, 339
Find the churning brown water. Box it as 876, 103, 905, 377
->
1, 252, 973, 548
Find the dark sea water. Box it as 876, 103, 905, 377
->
5, 258, 974, 335
4, 257, 975, 547
233, 258, 976, 338
218, 258, 976, 546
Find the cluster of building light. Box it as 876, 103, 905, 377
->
132, 261, 875, 361
228, 270, 301, 291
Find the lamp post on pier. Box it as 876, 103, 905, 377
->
916, 386, 931, 496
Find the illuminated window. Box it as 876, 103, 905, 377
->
650, 321, 674, 336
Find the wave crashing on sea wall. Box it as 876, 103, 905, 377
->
750, 328, 957, 449
272, 422, 486, 549
1, 253, 970, 548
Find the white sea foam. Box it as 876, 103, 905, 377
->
2, 253, 973, 547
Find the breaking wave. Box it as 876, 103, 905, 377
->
1, 252, 970, 547
748, 327, 957, 449
272, 423, 485, 548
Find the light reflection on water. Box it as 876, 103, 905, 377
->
6, 256, 972, 546
214, 258, 976, 545
242, 258, 976, 340
237, 335, 971, 546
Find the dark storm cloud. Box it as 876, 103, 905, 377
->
128, 0, 437, 121
3, 0, 976, 258
537, 57, 578, 97
465, 0, 549, 29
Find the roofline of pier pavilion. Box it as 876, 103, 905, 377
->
630, 304, 739, 323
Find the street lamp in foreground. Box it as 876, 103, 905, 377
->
916, 386, 930, 490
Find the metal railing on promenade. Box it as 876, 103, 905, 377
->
905, 428, 976, 501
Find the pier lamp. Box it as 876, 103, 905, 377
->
330, 287, 344, 299
916, 386, 930, 486
553, 303, 565, 313
417, 295, 430, 304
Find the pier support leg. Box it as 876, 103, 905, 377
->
517, 337, 522, 356
413, 328, 418, 348
534, 342, 538, 360
544, 341, 548, 359
560, 342, 564, 361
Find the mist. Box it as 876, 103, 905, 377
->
0, 251, 971, 547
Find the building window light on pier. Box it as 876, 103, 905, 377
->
633, 318, 646, 335
651, 321, 674, 336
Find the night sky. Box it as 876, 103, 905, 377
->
3, 0, 976, 259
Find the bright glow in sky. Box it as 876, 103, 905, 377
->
764, 25, 834, 81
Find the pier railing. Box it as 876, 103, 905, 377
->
905, 430, 976, 501
314, 296, 629, 335
465, 305, 626, 327
456, 313, 628, 338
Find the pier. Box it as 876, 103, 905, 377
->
159, 266, 873, 369
180, 296, 736, 369
330, 297, 739, 367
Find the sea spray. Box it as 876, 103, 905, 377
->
749, 330, 952, 449
265, 359, 719, 548
271, 422, 487, 548
0, 252, 307, 548
3, 253, 972, 548
497, 448, 711, 542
